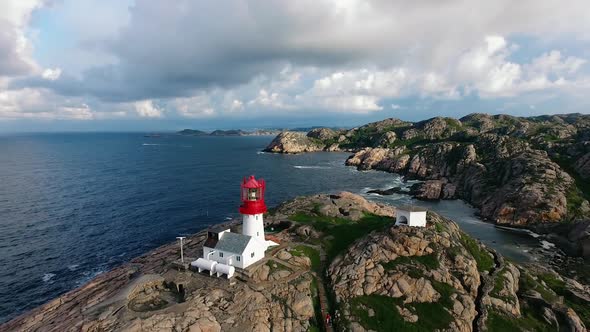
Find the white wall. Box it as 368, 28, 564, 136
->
203, 241, 266, 269
395, 210, 427, 227
242, 213, 266, 243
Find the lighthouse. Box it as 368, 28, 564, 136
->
239, 175, 267, 243
194, 175, 277, 277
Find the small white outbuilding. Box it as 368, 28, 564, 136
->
395, 206, 427, 227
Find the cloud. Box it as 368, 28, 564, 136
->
42, 68, 61, 81
2, 0, 590, 125
0, 0, 44, 77
134, 100, 163, 118
0, 87, 94, 120
453, 36, 587, 97
24, 0, 590, 101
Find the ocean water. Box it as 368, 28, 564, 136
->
0, 133, 540, 323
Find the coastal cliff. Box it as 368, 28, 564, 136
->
2, 193, 588, 331
264, 113, 590, 258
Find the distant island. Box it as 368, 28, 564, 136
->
177, 129, 286, 136
177, 127, 346, 137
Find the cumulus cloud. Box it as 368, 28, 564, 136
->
0, 0, 44, 77
134, 100, 163, 118
42, 68, 62, 81
2, 0, 590, 123
0, 87, 94, 120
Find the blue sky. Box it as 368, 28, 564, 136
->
1, 0, 589, 132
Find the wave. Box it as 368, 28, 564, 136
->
256, 151, 267, 155
293, 165, 331, 169
67, 264, 80, 271
42, 273, 56, 283
142, 143, 163, 146
76, 268, 106, 286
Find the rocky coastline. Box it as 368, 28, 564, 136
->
2, 192, 588, 331
264, 113, 590, 260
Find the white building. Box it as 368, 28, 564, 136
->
202, 228, 266, 269
395, 206, 427, 227
192, 176, 277, 278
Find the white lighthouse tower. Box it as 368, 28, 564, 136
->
239, 175, 267, 243
194, 175, 277, 277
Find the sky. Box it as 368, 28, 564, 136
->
0, 0, 590, 132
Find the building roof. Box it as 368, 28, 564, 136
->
397, 205, 428, 212
242, 175, 264, 189
212, 232, 253, 254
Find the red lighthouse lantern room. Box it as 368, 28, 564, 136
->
239, 175, 267, 215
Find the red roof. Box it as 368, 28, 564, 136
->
242, 175, 264, 189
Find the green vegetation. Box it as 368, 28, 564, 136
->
382, 253, 440, 271
309, 277, 323, 332
266, 260, 291, 274
434, 221, 447, 233
538, 273, 590, 326
289, 212, 393, 261
443, 118, 463, 131
459, 233, 494, 272
486, 306, 555, 332
519, 272, 557, 303
350, 293, 454, 332
551, 155, 590, 217
489, 268, 517, 304
290, 245, 321, 272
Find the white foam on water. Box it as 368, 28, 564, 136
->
256, 151, 267, 155
42, 273, 56, 283
527, 231, 541, 238
224, 216, 232, 220
76, 269, 106, 286
142, 143, 163, 146
67, 264, 79, 271
293, 165, 331, 169
540, 240, 556, 250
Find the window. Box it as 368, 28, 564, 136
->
257, 232, 259, 236
251, 252, 255, 258
255, 215, 258, 220
236, 256, 241, 261
219, 252, 224, 258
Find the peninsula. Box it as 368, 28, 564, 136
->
264, 113, 590, 261
2, 192, 588, 331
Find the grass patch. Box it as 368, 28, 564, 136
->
290, 245, 321, 272
382, 254, 440, 272
538, 273, 590, 326
351, 294, 453, 332
266, 260, 291, 275
519, 272, 557, 303
434, 222, 448, 233
459, 232, 494, 272
486, 306, 555, 332
289, 212, 393, 262
309, 277, 323, 332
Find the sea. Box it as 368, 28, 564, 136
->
0, 133, 543, 323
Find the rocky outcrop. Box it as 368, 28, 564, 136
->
271, 191, 395, 222
265, 113, 590, 226
344, 136, 581, 227
328, 213, 481, 332
3, 192, 589, 332
574, 152, 590, 179
264, 131, 325, 153
306, 128, 338, 141
0, 220, 316, 332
